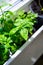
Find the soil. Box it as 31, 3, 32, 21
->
34, 17, 43, 30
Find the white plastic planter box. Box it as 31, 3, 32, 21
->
4, 25, 43, 65
2, 0, 43, 65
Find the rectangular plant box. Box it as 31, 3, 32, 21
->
4, 25, 43, 65
0, 0, 43, 65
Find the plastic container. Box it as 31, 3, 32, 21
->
3, 0, 43, 64
30, 0, 43, 19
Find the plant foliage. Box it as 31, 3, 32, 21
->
0, 10, 37, 65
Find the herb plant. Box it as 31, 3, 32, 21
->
0, 10, 37, 65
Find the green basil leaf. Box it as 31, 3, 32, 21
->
20, 28, 28, 40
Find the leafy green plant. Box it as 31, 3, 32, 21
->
0, 34, 17, 65
0, 10, 37, 65
9, 11, 37, 41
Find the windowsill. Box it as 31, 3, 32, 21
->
10, 0, 33, 11
0, 0, 33, 15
